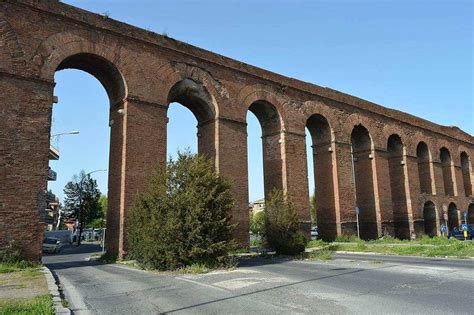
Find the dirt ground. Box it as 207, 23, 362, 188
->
0, 268, 49, 301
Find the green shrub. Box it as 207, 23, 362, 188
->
250, 239, 263, 247
307, 248, 333, 260
0, 241, 25, 264
250, 211, 265, 235
263, 189, 307, 255
127, 151, 237, 271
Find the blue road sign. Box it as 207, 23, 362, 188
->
462, 224, 468, 231
355, 207, 360, 215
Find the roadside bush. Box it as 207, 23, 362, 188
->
127, 151, 237, 271
263, 189, 307, 255
250, 211, 265, 235
0, 241, 25, 264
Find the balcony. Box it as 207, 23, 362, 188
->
48, 167, 57, 181
49, 145, 59, 160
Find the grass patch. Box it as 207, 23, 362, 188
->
0, 262, 39, 274
370, 259, 383, 264
306, 239, 328, 248
97, 252, 117, 263
334, 235, 360, 243
61, 299, 69, 308
306, 249, 333, 260
178, 262, 212, 274
328, 239, 474, 258
0, 294, 53, 314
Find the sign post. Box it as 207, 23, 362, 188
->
464, 211, 468, 224
356, 207, 360, 240
462, 224, 468, 241
102, 228, 106, 253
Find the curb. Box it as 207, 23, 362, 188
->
42, 266, 71, 315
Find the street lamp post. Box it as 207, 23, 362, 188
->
51, 131, 80, 138
76, 169, 107, 246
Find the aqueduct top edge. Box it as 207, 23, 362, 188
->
6, 0, 474, 146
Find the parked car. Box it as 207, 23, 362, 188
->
310, 225, 318, 240
42, 237, 63, 254
448, 226, 474, 240
44, 230, 73, 245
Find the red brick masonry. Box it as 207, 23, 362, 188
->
0, 0, 472, 260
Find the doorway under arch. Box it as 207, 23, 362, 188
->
51, 53, 127, 256
416, 142, 433, 194
447, 202, 458, 232
422, 201, 437, 237
387, 134, 409, 239
440, 148, 454, 196
306, 114, 336, 240
247, 100, 283, 202
460, 152, 472, 197
351, 124, 377, 240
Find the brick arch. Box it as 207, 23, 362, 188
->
235, 84, 288, 129
434, 139, 456, 161
154, 61, 228, 117
382, 125, 409, 151
422, 200, 439, 237
342, 113, 382, 147
27, 30, 168, 101
0, 15, 26, 74
301, 100, 341, 140
405, 132, 429, 157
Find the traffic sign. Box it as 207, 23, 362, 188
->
461, 224, 468, 231
464, 211, 468, 220
355, 207, 360, 215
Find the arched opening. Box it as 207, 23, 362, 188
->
440, 148, 454, 196
49, 53, 127, 253
447, 202, 458, 232
416, 142, 432, 194
461, 152, 472, 197
306, 114, 335, 240
422, 201, 437, 237
247, 100, 282, 204
387, 134, 409, 239
351, 124, 377, 240
468, 203, 474, 224
167, 79, 216, 159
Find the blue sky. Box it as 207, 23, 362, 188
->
49, 0, 473, 202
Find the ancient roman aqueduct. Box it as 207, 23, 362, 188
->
0, 1, 473, 260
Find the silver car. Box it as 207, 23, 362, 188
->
42, 237, 63, 254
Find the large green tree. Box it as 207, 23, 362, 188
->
89, 195, 108, 229
127, 151, 236, 270
63, 170, 102, 244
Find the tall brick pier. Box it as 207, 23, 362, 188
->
0, 1, 472, 260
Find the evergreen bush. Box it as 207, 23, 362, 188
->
263, 189, 307, 255
127, 151, 237, 270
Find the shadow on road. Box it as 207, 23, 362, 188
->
42, 243, 107, 271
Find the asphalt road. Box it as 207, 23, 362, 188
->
43, 244, 474, 314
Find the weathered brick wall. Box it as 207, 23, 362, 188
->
1, 0, 473, 260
